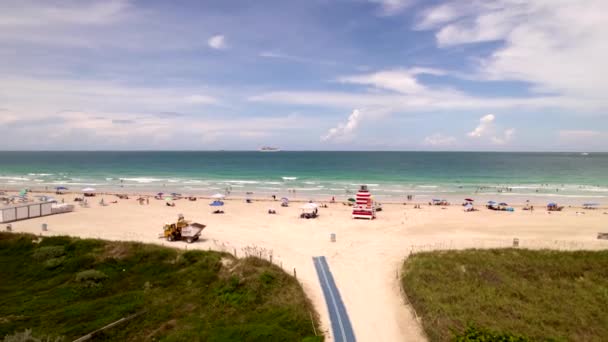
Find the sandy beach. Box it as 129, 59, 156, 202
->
4, 192, 608, 341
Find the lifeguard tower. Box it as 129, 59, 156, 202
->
352, 185, 376, 220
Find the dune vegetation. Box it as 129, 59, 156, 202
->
0, 233, 322, 341
401, 248, 608, 342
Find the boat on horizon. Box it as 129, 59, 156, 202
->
258, 146, 281, 152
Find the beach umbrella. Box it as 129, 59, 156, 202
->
498, 202, 508, 206
19, 189, 27, 196
55, 186, 68, 190
300, 202, 318, 210
211, 193, 225, 199
487, 200, 496, 205
157, 192, 164, 196
465, 198, 474, 202
547, 202, 557, 207
82, 187, 95, 193
165, 196, 173, 202
347, 198, 356, 202
583, 202, 599, 206
209, 201, 224, 207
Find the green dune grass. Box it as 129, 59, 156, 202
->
401, 249, 608, 341
0, 233, 322, 341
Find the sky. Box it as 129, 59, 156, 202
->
0, 0, 607, 151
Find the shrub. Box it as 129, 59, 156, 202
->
2, 329, 64, 342
259, 271, 276, 286
76, 270, 108, 283
32, 246, 65, 261
43, 257, 65, 269
454, 326, 531, 341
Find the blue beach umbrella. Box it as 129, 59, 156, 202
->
209, 200, 224, 207
487, 201, 496, 205
583, 202, 599, 206
547, 202, 557, 207
55, 186, 68, 190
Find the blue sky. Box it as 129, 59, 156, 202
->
0, 0, 606, 151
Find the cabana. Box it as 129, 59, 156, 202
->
300, 202, 318, 219
82, 187, 96, 197
55, 186, 68, 194
464, 203, 475, 212
583, 202, 599, 209
432, 199, 449, 206
547, 202, 564, 211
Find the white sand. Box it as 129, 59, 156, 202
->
5, 194, 608, 341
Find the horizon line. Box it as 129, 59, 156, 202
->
0, 150, 605, 153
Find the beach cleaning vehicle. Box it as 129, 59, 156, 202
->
162, 214, 206, 243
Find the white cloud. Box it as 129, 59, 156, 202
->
468, 113, 514, 144
253, 62, 608, 113
0, 0, 130, 27
418, 0, 608, 100
468, 114, 495, 137
208, 35, 227, 50
368, 0, 416, 15
0, 77, 220, 113
423, 133, 456, 146
491, 128, 515, 145
337, 68, 444, 94
258, 51, 336, 66
321, 109, 362, 142
415, 3, 473, 30
184, 95, 217, 105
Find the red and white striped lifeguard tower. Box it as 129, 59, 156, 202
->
352, 185, 376, 220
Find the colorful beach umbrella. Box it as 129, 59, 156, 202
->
209, 200, 224, 207
300, 202, 318, 210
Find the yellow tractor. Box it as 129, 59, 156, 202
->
163, 214, 206, 243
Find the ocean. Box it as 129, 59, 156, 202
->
0, 151, 606, 203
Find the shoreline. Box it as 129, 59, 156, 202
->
1, 186, 604, 208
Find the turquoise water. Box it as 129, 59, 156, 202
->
0, 152, 606, 202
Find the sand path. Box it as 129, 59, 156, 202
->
7, 195, 608, 341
